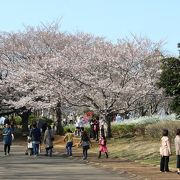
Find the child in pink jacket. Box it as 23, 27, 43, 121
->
98, 135, 108, 158
160, 129, 171, 172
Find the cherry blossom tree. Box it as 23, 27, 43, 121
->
0, 24, 69, 133
55, 34, 164, 137
0, 24, 165, 137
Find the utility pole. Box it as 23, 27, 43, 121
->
177, 43, 180, 58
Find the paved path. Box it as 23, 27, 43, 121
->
55, 138, 180, 180
0, 143, 137, 180
1, 139, 180, 180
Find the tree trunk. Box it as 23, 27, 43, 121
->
56, 101, 64, 135
139, 106, 148, 116
105, 114, 113, 138
20, 110, 31, 135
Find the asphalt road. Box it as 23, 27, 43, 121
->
0, 143, 136, 180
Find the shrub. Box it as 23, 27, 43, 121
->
111, 115, 177, 138
111, 124, 137, 137
145, 120, 180, 140
28, 116, 53, 126
14, 116, 22, 125
64, 124, 76, 133
135, 124, 146, 136
83, 125, 90, 134
120, 114, 176, 125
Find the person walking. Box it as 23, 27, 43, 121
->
98, 135, 108, 158
175, 129, 180, 174
100, 125, 105, 137
75, 117, 81, 136
29, 123, 41, 157
43, 125, 54, 157
80, 130, 91, 160
64, 129, 74, 157
25, 125, 33, 155
160, 129, 171, 172
93, 118, 100, 141
2, 124, 13, 156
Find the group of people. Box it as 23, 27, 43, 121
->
64, 128, 108, 161
2, 121, 55, 157
26, 122, 54, 157
2, 117, 108, 160
4, 117, 180, 175
74, 117, 107, 143
89, 117, 107, 142
160, 128, 180, 174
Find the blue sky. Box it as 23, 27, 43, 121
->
0, 0, 179, 56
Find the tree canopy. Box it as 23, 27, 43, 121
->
157, 57, 180, 115
0, 23, 167, 136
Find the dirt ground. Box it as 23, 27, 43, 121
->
53, 136, 180, 180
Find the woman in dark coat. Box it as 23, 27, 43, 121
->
3, 124, 13, 155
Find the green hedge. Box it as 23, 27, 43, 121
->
14, 116, 22, 125
28, 116, 53, 126
111, 123, 147, 138
62, 120, 180, 139
145, 120, 180, 140
111, 120, 179, 139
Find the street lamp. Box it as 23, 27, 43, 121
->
177, 43, 180, 58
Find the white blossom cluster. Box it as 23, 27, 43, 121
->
0, 24, 166, 120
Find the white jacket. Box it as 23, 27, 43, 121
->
174, 135, 180, 155
160, 136, 171, 156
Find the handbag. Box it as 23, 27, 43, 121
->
11, 133, 15, 141
82, 141, 89, 147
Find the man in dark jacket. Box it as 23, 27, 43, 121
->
30, 123, 41, 156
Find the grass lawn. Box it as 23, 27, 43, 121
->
90, 136, 176, 169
